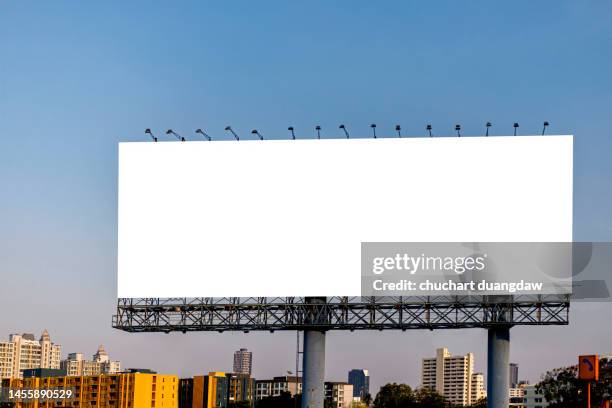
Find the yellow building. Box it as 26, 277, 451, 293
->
1, 372, 178, 408
190, 372, 229, 408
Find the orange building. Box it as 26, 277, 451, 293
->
1, 372, 178, 408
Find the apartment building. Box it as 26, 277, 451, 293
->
324, 382, 354, 408
60, 345, 121, 376
0, 330, 61, 380
523, 385, 548, 408
421, 347, 486, 406
255, 375, 302, 399
180, 372, 257, 408
1, 372, 178, 408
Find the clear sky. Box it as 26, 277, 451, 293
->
1, 0, 611, 394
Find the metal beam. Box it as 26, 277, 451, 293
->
112, 296, 569, 332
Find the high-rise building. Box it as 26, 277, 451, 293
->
324, 382, 354, 408
348, 369, 370, 399
2, 372, 178, 408
60, 345, 121, 376
421, 347, 487, 406
0, 330, 61, 380
509, 363, 519, 388
233, 348, 252, 375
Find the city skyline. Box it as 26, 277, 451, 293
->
0, 328, 599, 395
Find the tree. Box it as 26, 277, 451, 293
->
413, 387, 450, 408
363, 393, 373, 407
256, 391, 298, 408
229, 401, 253, 408
537, 358, 612, 408
373, 383, 416, 408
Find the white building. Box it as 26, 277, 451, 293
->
523, 385, 548, 408
325, 382, 354, 408
421, 347, 486, 406
233, 348, 253, 375
0, 330, 61, 380
255, 376, 302, 399
60, 345, 121, 376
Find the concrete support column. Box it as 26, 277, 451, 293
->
301, 297, 327, 408
301, 329, 326, 408
487, 326, 510, 408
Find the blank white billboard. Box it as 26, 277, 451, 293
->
118, 136, 573, 297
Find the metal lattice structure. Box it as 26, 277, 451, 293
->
112, 295, 569, 333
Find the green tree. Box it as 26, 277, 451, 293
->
537, 358, 612, 408
373, 383, 415, 408
256, 391, 298, 408
413, 387, 450, 408
229, 401, 253, 408
363, 393, 373, 407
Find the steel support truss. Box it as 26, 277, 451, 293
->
112, 295, 569, 333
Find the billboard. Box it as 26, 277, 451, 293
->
118, 136, 573, 298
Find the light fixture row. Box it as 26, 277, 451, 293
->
145, 122, 550, 142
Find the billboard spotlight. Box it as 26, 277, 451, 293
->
542, 121, 550, 135
339, 124, 349, 138
486, 122, 492, 136
370, 124, 377, 138
395, 125, 401, 138
513, 122, 520, 136
166, 129, 185, 142
455, 124, 461, 137
251, 129, 264, 140
225, 126, 239, 141
195, 129, 211, 141
315, 125, 321, 139
288, 127, 296, 140
144, 128, 157, 142
426, 124, 433, 137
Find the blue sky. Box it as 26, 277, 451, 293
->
1, 0, 611, 392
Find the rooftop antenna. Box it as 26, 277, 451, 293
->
455, 124, 461, 137
166, 129, 185, 141
339, 124, 349, 138
288, 126, 296, 140
195, 129, 211, 141
426, 124, 433, 137
513, 122, 519, 136
251, 129, 264, 140
542, 121, 549, 135
145, 128, 157, 142
485, 122, 492, 136
395, 125, 401, 138
370, 124, 377, 138
225, 126, 239, 141
315, 125, 321, 139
